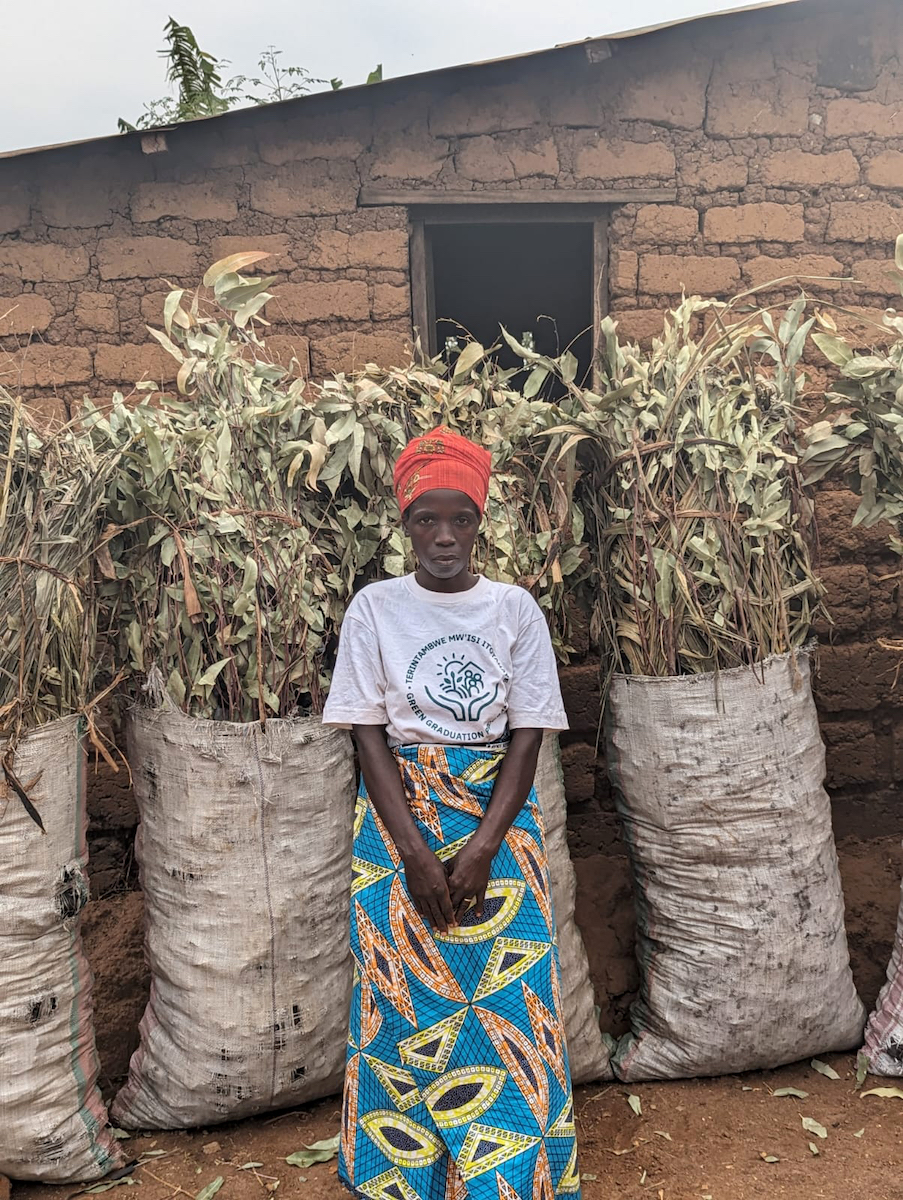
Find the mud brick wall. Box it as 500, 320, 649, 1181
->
0, 0, 900, 906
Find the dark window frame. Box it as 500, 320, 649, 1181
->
408, 204, 608, 383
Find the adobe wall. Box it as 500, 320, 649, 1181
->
1, 0, 901, 982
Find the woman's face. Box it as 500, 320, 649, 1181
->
402, 489, 481, 582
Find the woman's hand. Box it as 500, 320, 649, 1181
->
446, 838, 496, 922
403, 843, 457, 934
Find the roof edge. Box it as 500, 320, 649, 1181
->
1, 0, 803, 163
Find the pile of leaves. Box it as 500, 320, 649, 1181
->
87, 256, 585, 722
0, 385, 118, 743
549, 295, 825, 680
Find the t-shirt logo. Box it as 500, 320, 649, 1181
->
405, 634, 507, 742
426, 655, 499, 723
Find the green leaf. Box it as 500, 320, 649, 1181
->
192, 659, 230, 690
146, 324, 186, 364
801, 1117, 828, 1139
80, 1182, 139, 1195
166, 669, 187, 707
853, 1128, 865, 1138
195, 1179, 224, 1200
811, 1059, 840, 1081
861, 1087, 903, 1100
203, 253, 271, 288
241, 556, 259, 594
286, 1134, 341, 1168
163, 289, 186, 337
559, 351, 578, 384
773, 1088, 808, 1099
453, 342, 486, 378
856, 1052, 869, 1088
366, 64, 383, 84
627, 1094, 642, 1117
808, 1141, 820, 1156
812, 332, 853, 367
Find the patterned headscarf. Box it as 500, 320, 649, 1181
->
393, 427, 492, 515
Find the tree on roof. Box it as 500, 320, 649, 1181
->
118, 17, 381, 132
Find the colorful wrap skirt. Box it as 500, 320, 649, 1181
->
341, 743, 581, 1200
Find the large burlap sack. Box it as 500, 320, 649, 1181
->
607, 650, 865, 1081
0, 716, 124, 1182
112, 708, 356, 1129
863, 879, 903, 1075
534, 734, 613, 1083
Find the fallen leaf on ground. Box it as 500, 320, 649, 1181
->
202, 1142, 221, 1157
194, 1179, 224, 1200
759, 1153, 780, 1163
853, 1129, 865, 1138
808, 1142, 820, 1156
286, 1134, 341, 1169
110, 1130, 131, 1141
627, 1094, 642, 1117
654, 1130, 672, 1141
582, 1174, 598, 1181
802, 1117, 828, 1139
240, 1163, 264, 1170
76, 1184, 138, 1197
861, 1087, 903, 1100
811, 1059, 840, 1080
856, 1052, 869, 1088
773, 1088, 808, 1099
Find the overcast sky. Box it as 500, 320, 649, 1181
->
1, 0, 753, 154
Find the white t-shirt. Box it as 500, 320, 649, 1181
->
323, 575, 568, 747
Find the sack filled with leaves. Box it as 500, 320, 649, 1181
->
0, 389, 124, 1181
555, 298, 865, 1078
805, 240, 903, 1075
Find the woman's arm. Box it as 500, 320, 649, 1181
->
445, 727, 543, 919
353, 724, 457, 933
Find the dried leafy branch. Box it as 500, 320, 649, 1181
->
0, 386, 117, 740
802, 239, 903, 553
548, 295, 825, 680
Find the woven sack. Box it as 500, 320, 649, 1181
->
112, 707, 356, 1128
863, 879, 903, 1075
606, 650, 865, 1081
0, 716, 124, 1181
534, 734, 612, 1083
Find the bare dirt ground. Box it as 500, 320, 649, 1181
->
13, 1057, 903, 1200
11, 835, 903, 1200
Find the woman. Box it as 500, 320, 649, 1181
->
324, 426, 580, 1200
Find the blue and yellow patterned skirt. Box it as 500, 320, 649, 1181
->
341, 743, 581, 1200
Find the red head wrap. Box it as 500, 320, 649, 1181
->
393, 427, 492, 515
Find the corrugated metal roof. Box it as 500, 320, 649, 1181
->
1, 0, 803, 164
